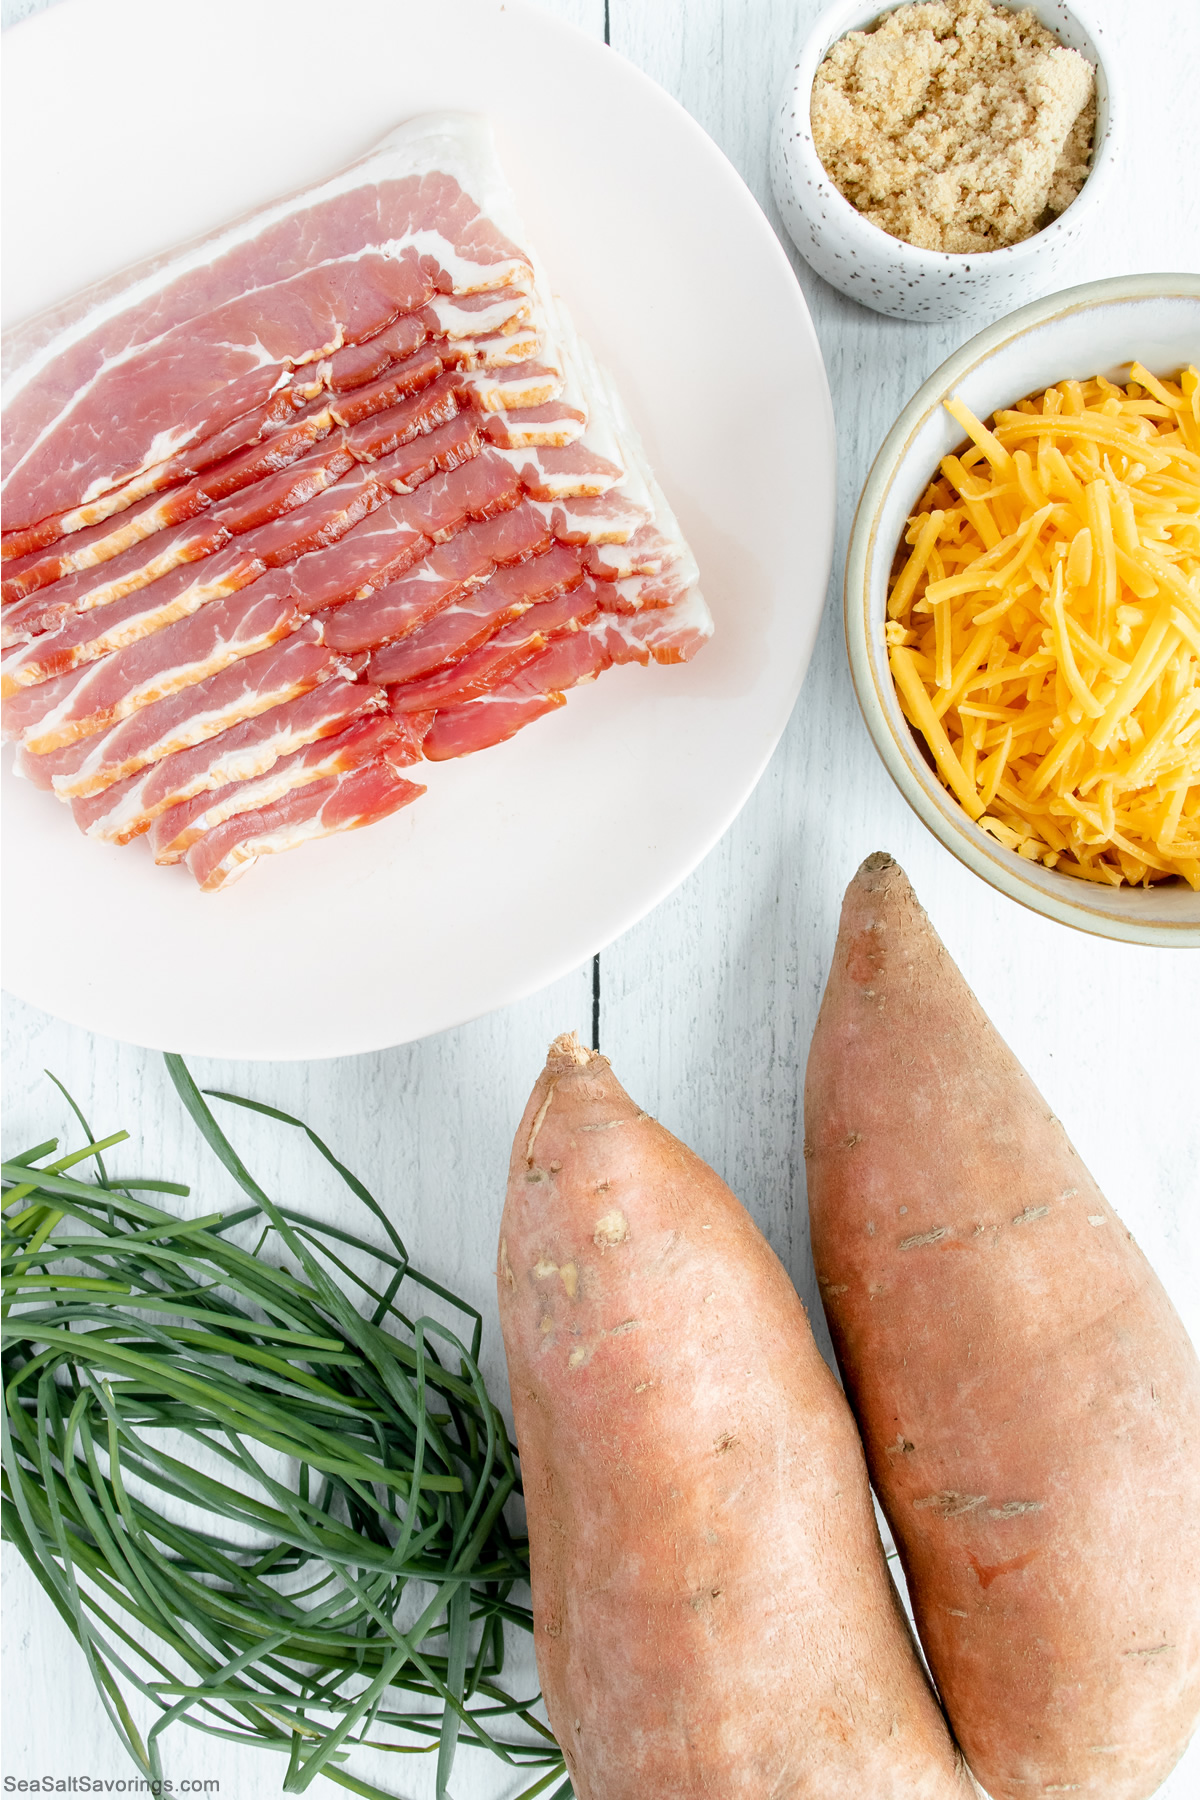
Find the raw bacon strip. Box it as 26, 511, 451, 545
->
0, 492, 198, 610
154, 389, 317, 481
5, 426, 495, 710
2, 495, 170, 604
480, 399, 587, 449
0, 314, 541, 574
325, 351, 449, 432
277, 426, 510, 615
3, 393, 483, 664
591, 562, 697, 615
16, 627, 334, 799
325, 499, 547, 655
3, 438, 346, 648
285, 343, 450, 419
3, 116, 533, 534
470, 315, 584, 446
0, 389, 314, 565
4, 512, 227, 640
2, 550, 265, 709
421, 288, 531, 340
324, 351, 585, 452
5, 512, 238, 649
370, 425, 638, 521
9, 589, 302, 756
2, 342, 608, 644
421, 578, 714, 762
583, 523, 675, 581
420, 626, 611, 763
530, 624, 617, 685
446, 325, 540, 369
149, 711, 431, 865
257, 311, 543, 410
526, 491, 650, 545
288, 441, 527, 629
458, 361, 562, 412
1, 403, 341, 607
367, 544, 586, 686
2, 439, 357, 654
3, 466, 380, 702
0, 310, 523, 569
73, 674, 383, 845
422, 689, 565, 761
598, 579, 715, 665
324, 432, 672, 655
393, 451, 521, 536
4, 378, 461, 648
339, 373, 460, 458
276, 449, 653, 652
386, 582, 600, 712
370, 413, 483, 493
493, 441, 625, 499
289, 452, 520, 644
262, 495, 432, 619
314, 314, 432, 393
183, 758, 426, 893
3, 403, 483, 660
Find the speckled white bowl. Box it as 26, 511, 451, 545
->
845, 272, 1200, 947
771, 0, 1120, 322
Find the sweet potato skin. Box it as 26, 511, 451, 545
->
499, 1033, 972, 1800
804, 854, 1200, 1800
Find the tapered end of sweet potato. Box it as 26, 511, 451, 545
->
814, 852, 947, 1022
806, 849, 1081, 1196
846, 850, 927, 923
858, 849, 900, 879
805, 850, 1006, 1173
546, 1030, 602, 1072
509, 1031, 622, 1180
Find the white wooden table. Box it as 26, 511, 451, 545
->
3, 1, 1198, 1795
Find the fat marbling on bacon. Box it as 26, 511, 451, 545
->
2, 113, 712, 889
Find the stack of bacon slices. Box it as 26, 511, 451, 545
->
1, 114, 710, 891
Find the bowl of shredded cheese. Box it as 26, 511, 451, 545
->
772, 0, 1119, 322
845, 272, 1200, 946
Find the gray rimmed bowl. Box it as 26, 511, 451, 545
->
845, 272, 1200, 948
771, 0, 1121, 322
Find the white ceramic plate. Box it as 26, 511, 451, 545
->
1, 0, 835, 1059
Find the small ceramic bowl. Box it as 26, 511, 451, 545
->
845, 272, 1200, 948
771, 0, 1120, 322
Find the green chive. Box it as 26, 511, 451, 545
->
2, 1061, 564, 1796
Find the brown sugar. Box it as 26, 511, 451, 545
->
811, 0, 1096, 254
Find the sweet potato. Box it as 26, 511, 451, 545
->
498, 1031, 972, 1799
804, 853, 1200, 1800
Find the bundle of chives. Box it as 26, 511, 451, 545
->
1, 1056, 570, 1800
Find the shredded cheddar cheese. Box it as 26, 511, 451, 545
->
886, 364, 1200, 889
